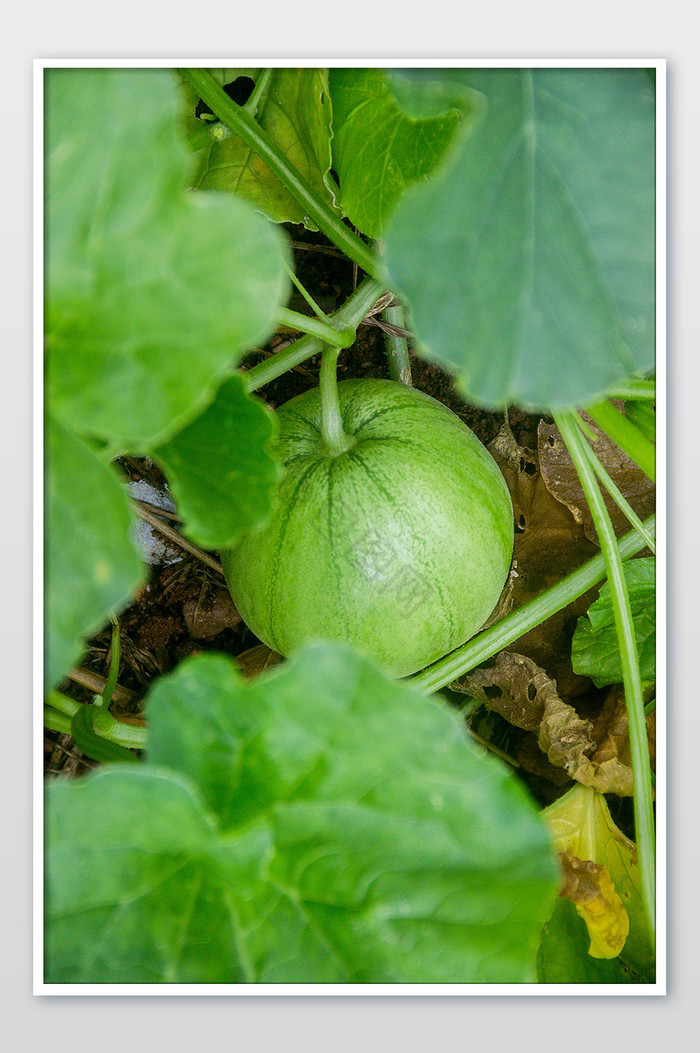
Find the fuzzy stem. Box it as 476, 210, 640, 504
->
275, 306, 355, 348
383, 302, 412, 385
283, 260, 334, 321
244, 68, 273, 118
319, 346, 355, 456
100, 614, 121, 707
603, 377, 656, 401
243, 277, 384, 392
45, 691, 147, 750
554, 410, 655, 950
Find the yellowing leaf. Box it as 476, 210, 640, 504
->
558, 850, 629, 958
542, 785, 654, 979
578, 866, 628, 958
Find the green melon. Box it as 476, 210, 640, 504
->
221, 379, 514, 677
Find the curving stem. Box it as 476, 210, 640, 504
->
319, 345, 355, 457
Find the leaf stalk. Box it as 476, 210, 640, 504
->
178, 68, 380, 279
553, 410, 655, 951
319, 346, 355, 456
410, 515, 655, 694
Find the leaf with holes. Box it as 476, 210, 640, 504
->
181, 67, 338, 226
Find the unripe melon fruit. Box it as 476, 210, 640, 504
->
221, 379, 513, 677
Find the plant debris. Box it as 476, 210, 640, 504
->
538, 410, 655, 544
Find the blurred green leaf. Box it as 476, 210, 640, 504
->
45, 67, 290, 449
385, 68, 478, 119
329, 68, 462, 237
152, 375, 280, 550
572, 558, 655, 687
45, 415, 143, 690
383, 68, 655, 410
45, 643, 558, 983
181, 67, 338, 226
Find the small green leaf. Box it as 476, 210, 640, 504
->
45, 643, 559, 983
45, 415, 143, 691
572, 557, 655, 687
45, 67, 290, 449
623, 400, 656, 444
329, 68, 462, 237
152, 375, 280, 550
182, 68, 338, 226
383, 68, 655, 410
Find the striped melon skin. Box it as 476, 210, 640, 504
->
221, 379, 513, 678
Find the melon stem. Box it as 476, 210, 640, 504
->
319, 345, 356, 456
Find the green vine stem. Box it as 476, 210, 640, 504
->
410, 514, 655, 694
244, 67, 273, 118
603, 377, 656, 401
383, 302, 412, 385
584, 399, 656, 482
319, 346, 355, 456
243, 277, 384, 392
275, 307, 355, 349
45, 691, 147, 750
44, 706, 73, 736
100, 614, 121, 707
553, 410, 655, 951
178, 69, 379, 280
283, 260, 333, 321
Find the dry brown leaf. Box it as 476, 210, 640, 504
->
538, 688, 652, 797
512, 735, 572, 787
451, 651, 555, 733
537, 407, 655, 545
488, 421, 600, 699
235, 644, 283, 679
453, 651, 647, 796
589, 687, 656, 781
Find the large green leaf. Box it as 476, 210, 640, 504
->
152, 375, 280, 550
45, 67, 290, 449
45, 767, 259, 983
45, 415, 143, 690
181, 67, 338, 226
572, 557, 655, 687
383, 68, 656, 410
328, 68, 461, 237
45, 644, 558, 984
